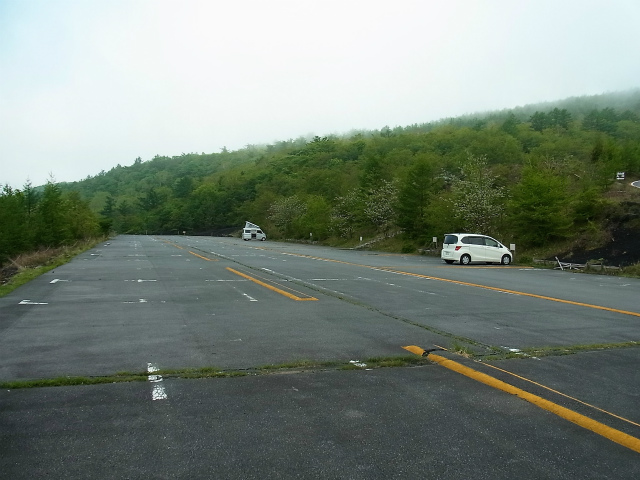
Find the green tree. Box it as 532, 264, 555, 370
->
268, 195, 307, 237
0, 186, 28, 263
360, 155, 387, 189
508, 166, 571, 246
330, 188, 364, 238
101, 194, 117, 217
450, 153, 505, 233
35, 180, 67, 246
364, 179, 398, 234
583, 108, 618, 135
548, 108, 572, 130
63, 191, 100, 240
529, 111, 548, 132
173, 177, 194, 198
139, 187, 162, 211
501, 113, 520, 136
397, 157, 441, 237
298, 195, 331, 240
22, 180, 38, 233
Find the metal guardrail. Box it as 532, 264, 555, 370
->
533, 258, 620, 271
555, 257, 585, 270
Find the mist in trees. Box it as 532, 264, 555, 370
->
3, 90, 640, 261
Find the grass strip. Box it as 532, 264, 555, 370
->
0, 356, 433, 390
0, 374, 149, 390
0, 238, 106, 298
482, 340, 639, 361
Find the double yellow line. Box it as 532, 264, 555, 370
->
162, 239, 218, 261
403, 345, 640, 454
281, 251, 640, 318
226, 268, 318, 301
386, 268, 640, 318
163, 240, 315, 300
188, 251, 217, 261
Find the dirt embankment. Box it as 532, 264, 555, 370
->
557, 200, 640, 267
0, 265, 19, 285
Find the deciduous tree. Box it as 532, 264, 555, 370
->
450, 153, 505, 233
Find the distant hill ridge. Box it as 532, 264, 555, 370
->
3, 88, 637, 268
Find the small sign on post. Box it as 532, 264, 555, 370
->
433, 236, 438, 248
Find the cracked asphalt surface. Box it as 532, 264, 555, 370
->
1, 235, 639, 478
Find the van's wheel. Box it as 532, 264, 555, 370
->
261, 237, 266, 241
460, 254, 471, 265
501, 254, 511, 265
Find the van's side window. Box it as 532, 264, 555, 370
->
485, 238, 499, 247
465, 236, 484, 245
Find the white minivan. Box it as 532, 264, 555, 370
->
242, 227, 266, 241
441, 233, 512, 265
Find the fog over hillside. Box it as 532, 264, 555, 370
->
2, 0, 639, 188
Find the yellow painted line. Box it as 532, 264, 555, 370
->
275, 250, 640, 318
481, 362, 640, 429
226, 268, 318, 301
387, 268, 640, 318
161, 240, 184, 250
188, 251, 218, 261
282, 252, 365, 268
402, 346, 640, 453
402, 345, 427, 356
405, 346, 640, 429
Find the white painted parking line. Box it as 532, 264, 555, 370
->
49, 279, 69, 283
242, 293, 258, 302
310, 278, 350, 281
147, 363, 167, 401
19, 299, 48, 305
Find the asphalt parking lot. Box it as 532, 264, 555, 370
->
1, 235, 638, 478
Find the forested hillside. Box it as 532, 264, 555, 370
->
3, 90, 640, 267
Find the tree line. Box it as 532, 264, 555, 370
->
2, 90, 640, 264
0, 180, 102, 265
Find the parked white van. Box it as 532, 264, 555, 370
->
441, 233, 512, 265
242, 221, 267, 241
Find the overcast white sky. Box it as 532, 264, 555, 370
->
1, 0, 639, 189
